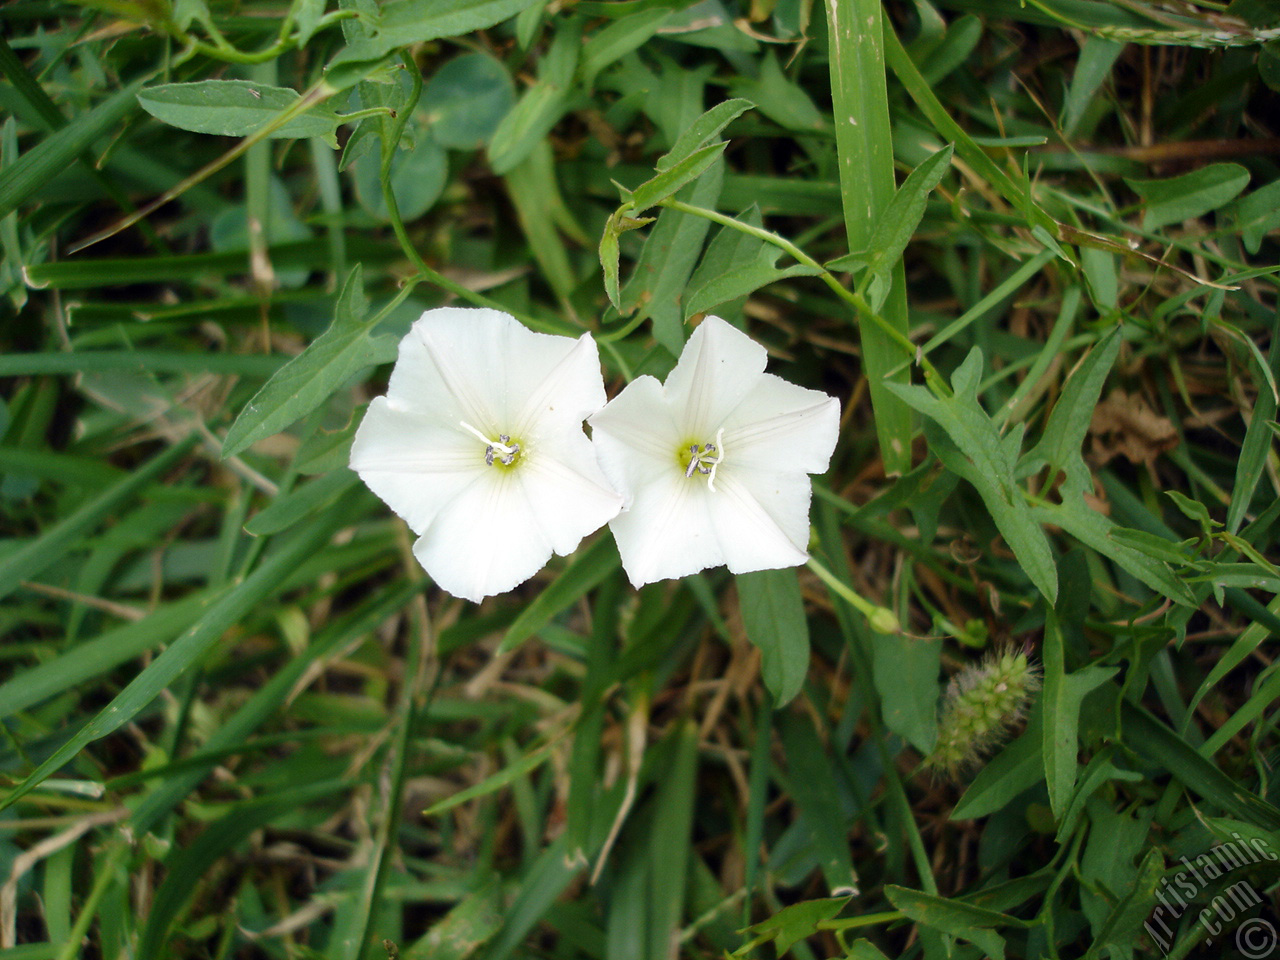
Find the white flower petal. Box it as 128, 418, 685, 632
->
353, 306, 619, 602
413, 469, 552, 604
349, 397, 485, 534
511, 333, 608, 437
663, 316, 767, 436
385, 307, 510, 431
707, 469, 811, 573
721, 373, 841, 475
589, 375, 682, 504
607, 471, 722, 587
387, 308, 606, 438
519, 432, 623, 555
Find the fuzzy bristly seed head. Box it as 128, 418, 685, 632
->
927, 648, 1041, 778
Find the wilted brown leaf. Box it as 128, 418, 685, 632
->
1088, 388, 1179, 476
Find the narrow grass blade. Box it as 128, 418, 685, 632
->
0, 520, 338, 814
0, 436, 196, 603
0, 79, 144, 220
129, 579, 422, 834
0, 591, 214, 722
824, 0, 912, 474
646, 721, 698, 959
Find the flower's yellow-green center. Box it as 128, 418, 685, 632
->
461, 421, 524, 470
677, 428, 724, 491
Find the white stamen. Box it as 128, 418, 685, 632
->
684, 428, 725, 492
706, 427, 724, 492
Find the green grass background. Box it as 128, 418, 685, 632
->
3, 0, 1280, 957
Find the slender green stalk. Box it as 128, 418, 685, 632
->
69, 79, 341, 254
807, 556, 900, 634
656, 197, 949, 393
377, 53, 567, 333
163, 9, 360, 65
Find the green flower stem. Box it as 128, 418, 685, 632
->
806, 556, 900, 634
165, 9, 360, 65
656, 197, 949, 396
377, 52, 567, 334
597, 309, 654, 344
340, 106, 397, 124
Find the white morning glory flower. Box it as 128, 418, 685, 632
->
588, 315, 840, 587
350, 307, 623, 603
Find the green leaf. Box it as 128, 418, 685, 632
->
293, 0, 328, 45
646, 721, 698, 956
352, 135, 448, 220
221, 266, 389, 458
580, 9, 672, 88
729, 50, 825, 132
487, 82, 572, 175
505, 139, 584, 302
0, 79, 144, 221
656, 98, 753, 172
423, 745, 553, 817
1041, 612, 1116, 818
887, 349, 1059, 603
1227, 333, 1279, 534
423, 53, 515, 150
1085, 845, 1164, 954
620, 158, 724, 354
1061, 36, 1124, 136
1033, 498, 1198, 606
777, 713, 859, 892
1106, 527, 1196, 566
138, 783, 348, 959
838, 144, 954, 280
825, 0, 913, 474
871, 633, 940, 753
1053, 748, 1143, 843
137, 80, 346, 145
737, 897, 851, 956
737, 568, 811, 706
1023, 326, 1122, 481
951, 707, 1044, 820
412, 875, 505, 960
683, 205, 823, 319
243, 469, 361, 536
367, 0, 543, 48
628, 141, 728, 213
886, 885, 1025, 959
883, 23, 1053, 232
1233, 178, 1280, 254
1126, 162, 1251, 231
0, 591, 213, 722
128, 579, 423, 834
1122, 701, 1280, 829
599, 212, 624, 310
487, 20, 579, 174
854, 143, 953, 312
